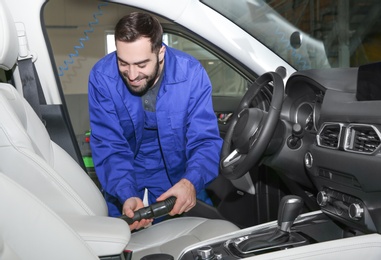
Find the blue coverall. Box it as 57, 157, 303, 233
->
88, 45, 222, 217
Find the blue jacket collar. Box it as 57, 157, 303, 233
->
161, 44, 187, 86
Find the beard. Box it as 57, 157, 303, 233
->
121, 57, 160, 96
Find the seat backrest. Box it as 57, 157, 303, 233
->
0, 0, 107, 217
0, 171, 99, 260
0, 0, 18, 71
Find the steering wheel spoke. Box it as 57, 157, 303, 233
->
222, 149, 245, 168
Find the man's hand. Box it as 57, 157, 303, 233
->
156, 178, 196, 216
122, 197, 153, 231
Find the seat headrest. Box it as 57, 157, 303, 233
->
0, 1, 19, 70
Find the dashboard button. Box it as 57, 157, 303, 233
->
317, 191, 328, 206
197, 246, 214, 260
349, 203, 364, 220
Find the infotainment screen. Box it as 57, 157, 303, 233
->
356, 61, 381, 101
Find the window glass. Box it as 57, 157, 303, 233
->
163, 33, 248, 98
201, 0, 381, 70
106, 33, 115, 54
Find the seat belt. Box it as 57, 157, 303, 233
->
15, 23, 87, 171
16, 22, 46, 120
18, 58, 46, 119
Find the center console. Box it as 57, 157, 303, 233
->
134, 192, 373, 259
178, 195, 339, 260
183, 228, 309, 260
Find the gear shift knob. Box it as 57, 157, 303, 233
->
236, 195, 304, 252
277, 195, 303, 232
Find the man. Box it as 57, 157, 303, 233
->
88, 12, 222, 230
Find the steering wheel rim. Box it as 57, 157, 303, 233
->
220, 72, 284, 180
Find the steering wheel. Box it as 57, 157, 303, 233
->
220, 72, 284, 180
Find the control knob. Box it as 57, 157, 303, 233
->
197, 246, 215, 260
317, 191, 328, 206
349, 203, 364, 220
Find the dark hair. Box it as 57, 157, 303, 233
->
114, 12, 163, 53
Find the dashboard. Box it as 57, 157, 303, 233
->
278, 64, 381, 234
178, 63, 381, 260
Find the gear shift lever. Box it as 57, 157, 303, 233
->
237, 195, 303, 252
278, 195, 304, 232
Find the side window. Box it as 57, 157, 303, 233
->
163, 33, 248, 98
162, 33, 249, 130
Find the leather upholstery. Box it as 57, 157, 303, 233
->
128, 217, 239, 259
0, 172, 99, 260
0, 0, 18, 70
0, 76, 131, 258
0, 83, 108, 216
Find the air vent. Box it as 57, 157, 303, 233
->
344, 124, 381, 154
317, 123, 343, 149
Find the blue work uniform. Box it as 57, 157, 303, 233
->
88, 44, 222, 217
134, 73, 171, 204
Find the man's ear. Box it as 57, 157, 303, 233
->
158, 45, 166, 62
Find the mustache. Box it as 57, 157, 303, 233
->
122, 72, 146, 82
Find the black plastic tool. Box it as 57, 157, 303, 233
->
120, 196, 177, 225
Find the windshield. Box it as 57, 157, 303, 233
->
201, 0, 381, 71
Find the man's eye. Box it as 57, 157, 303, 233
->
119, 62, 127, 67
138, 64, 147, 68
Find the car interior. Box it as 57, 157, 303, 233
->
0, 3, 240, 260
2, 0, 381, 260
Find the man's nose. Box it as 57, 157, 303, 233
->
127, 66, 139, 80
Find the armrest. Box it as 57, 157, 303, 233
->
61, 215, 131, 257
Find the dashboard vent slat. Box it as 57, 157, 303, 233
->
345, 124, 381, 154
317, 123, 342, 149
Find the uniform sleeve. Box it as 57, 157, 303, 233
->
183, 64, 223, 192
88, 69, 139, 204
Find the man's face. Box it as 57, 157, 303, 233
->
116, 37, 165, 95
